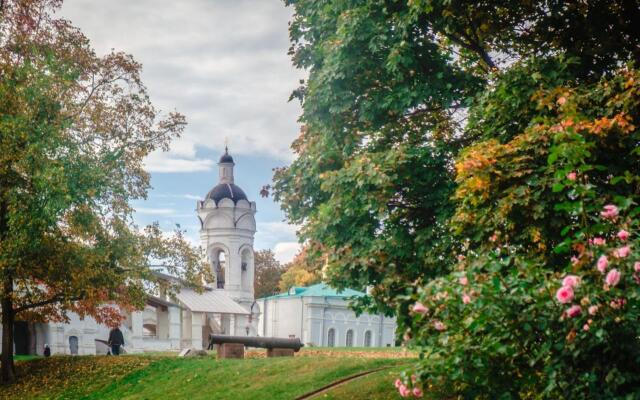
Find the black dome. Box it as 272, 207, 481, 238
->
206, 183, 248, 203
219, 153, 234, 163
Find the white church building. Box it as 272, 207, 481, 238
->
257, 284, 397, 348
6, 148, 397, 356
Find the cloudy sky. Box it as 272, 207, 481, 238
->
58, 0, 305, 263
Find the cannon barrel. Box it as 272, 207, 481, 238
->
209, 335, 304, 351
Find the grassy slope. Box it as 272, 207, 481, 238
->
2, 349, 413, 400
319, 365, 407, 400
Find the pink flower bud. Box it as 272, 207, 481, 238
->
412, 302, 428, 314
635, 261, 640, 272
562, 275, 580, 288
583, 324, 590, 331
597, 255, 609, 273
605, 269, 621, 287
462, 294, 471, 304
413, 387, 424, 398
433, 321, 446, 331
617, 230, 630, 241
613, 245, 631, 258
588, 305, 598, 315
601, 204, 619, 220
395, 379, 402, 388
566, 305, 582, 318
459, 276, 468, 286
567, 172, 577, 181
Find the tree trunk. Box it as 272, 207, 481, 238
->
1, 278, 15, 384
28, 322, 36, 355
0, 196, 15, 383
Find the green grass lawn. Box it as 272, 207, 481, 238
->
318, 365, 408, 400
2, 348, 414, 400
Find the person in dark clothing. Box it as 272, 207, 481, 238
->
108, 327, 125, 356
43, 344, 51, 357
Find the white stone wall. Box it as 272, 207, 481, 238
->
257, 296, 397, 347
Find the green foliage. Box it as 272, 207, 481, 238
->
0, 0, 206, 383
276, 0, 640, 397
400, 69, 640, 398
278, 246, 322, 292
254, 249, 285, 298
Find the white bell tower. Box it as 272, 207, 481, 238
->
196, 147, 258, 335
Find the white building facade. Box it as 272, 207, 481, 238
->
257, 284, 397, 348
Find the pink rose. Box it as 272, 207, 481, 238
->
398, 384, 411, 398
605, 269, 621, 287
433, 321, 446, 331
555, 286, 574, 304
462, 294, 471, 304
588, 305, 598, 315
562, 275, 580, 288
613, 245, 631, 258
617, 230, 630, 241
459, 276, 468, 286
567, 172, 577, 181
610, 298, 626, 309
566, 305, 582, 318
583, 324, 590, 332
597, 255, 609, 273
591, 237, 606, 246
634, 261, 640, 272
413, 387, 424, 398
489, 233, 498, 242
601, 204, 619, 220
395, 379, 402, 388
413, 302, 428, 314
411, 374, 417, 383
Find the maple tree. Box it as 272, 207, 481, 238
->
278, 246, 321, 292
0, 0, 205, 383
254, 249, 284, 298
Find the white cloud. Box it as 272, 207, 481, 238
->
135, 207, 176, 215
254, 221, 299, 249
59, 0, 305, 171
273, 242, 301, 264
154, 193, 203, 201
144, 153, 214, 173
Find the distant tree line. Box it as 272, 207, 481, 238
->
253, 247, 321, 298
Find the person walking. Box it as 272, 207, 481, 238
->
108, 326, 125, 356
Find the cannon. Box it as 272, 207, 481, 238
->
209, 334, 304, 358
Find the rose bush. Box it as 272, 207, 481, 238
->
397, 67, 640, 398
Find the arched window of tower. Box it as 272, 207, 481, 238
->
240, 248, 253, 293
212, 249, 227, 289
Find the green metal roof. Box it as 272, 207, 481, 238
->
258, 283, 366, 301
